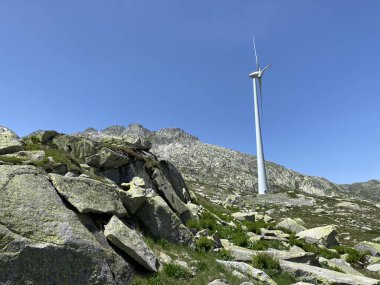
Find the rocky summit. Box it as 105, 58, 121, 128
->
0, 124, 379, 285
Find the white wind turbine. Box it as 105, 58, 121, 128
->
249, 36, 271, 195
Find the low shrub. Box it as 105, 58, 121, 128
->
186, 212, 218, 232
218, 225, 248, 247
217, 249, 234, 261
195, 260, 208, 271
242, 220, 275, 235
252, 253, 296, 285
252, 253, 280, 272
195, 236, 215, 252
163, 263, 192, 280
334, 245, 368, 265
0, 156, 24, 164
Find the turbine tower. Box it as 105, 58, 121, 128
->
249, 36, 271, 195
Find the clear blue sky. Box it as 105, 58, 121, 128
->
1, 1, 379, 184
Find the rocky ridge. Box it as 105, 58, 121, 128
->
75, 124, 379, 200
0, 125, 379, 285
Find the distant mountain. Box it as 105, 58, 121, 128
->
341, 180, 380, 202
76, 125, 344, 197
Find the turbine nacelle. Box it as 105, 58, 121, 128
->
249, 64, 272, 78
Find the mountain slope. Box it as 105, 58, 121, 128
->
76, 124, 342, 197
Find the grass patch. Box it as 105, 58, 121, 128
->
217, 249, 234, 261
0, 156, 24, 164
252, 253, 296, 285
195, 236, 215, 252
186, 212, 248, 247
135, 237, 242, 285
271, 272, 297, 285
186, 212, 218, 232
194, 193, 233, 221
242, 220, 275, 235
334, 245, 369, 266
163, 263, 192, 280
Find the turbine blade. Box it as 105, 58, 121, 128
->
261, 64, 272, 73
253, 35, 260, 70
258, 77, 264, 120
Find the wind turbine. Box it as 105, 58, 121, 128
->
249, 36, 271, 195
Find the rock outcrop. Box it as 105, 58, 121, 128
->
0, 126, 197, 284
280, 260, 379, 285
104, 216, 158, 272
296, 225, 339, 248
276, 218, 307, 234
0, 165, 133, 284
0, 126, 23, 155
355, 241, 380, 256
135, 196, 194, 246
49, 173, 127, 216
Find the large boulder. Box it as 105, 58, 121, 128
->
355, 241, 380, 256
296, 225, 339, 248
232, 211, 255, 222
216, 260, 277, 285
100, 160, 155, 188
152, 168, 190, 219
134, 196, 194, 246
85, 147, 130, 169
49, 173, 127, 216
0, 165, 133, 284
52, 135, 96, 159
224, 244, 315, 264
104, 216, 158, 272
280, 260, 379, 285
158, 159, 191, 203
118, 177, 155, 214
318, 257, 364, 276
0, 150, 46, 163
27, 130, 59, 143
0, 126, 23, 155
275, 218, 307, 234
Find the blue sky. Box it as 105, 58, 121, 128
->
1, 1, 379, 183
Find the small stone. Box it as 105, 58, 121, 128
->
208, 279, 229, 285
355, 241, 380, 256
366, 263, 380, 272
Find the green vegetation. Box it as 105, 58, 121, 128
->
289, 234, 340, 259
194, 193, 233, 221
135, 237, 242, 285
186, 212, 218, 232
0, 155, 24, 164
252, 253, 281, 271
217, 249, 234, 261
162, 263, 193, 280
252, 253, 296, 285
186, 212, 249, 247
242, 220, 276, 235
195, 236, 214, 252
334, 245, 369, 266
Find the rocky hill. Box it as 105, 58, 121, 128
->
76, 124, 379, 201
1, 125, 380, 285
341, 180, 380, 202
